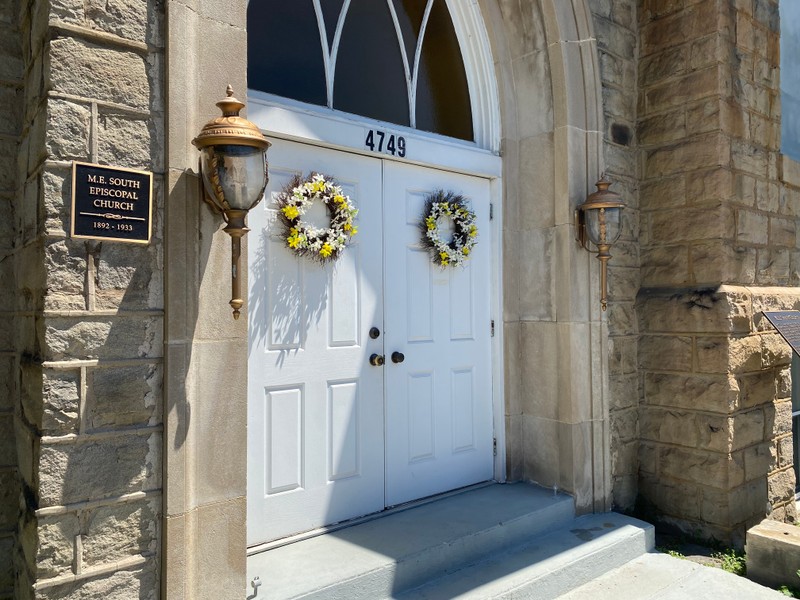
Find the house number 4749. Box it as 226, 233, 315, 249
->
365, 129, 406, 158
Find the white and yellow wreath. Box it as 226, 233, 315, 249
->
276, 173, 358, 262
420, 190, 478, 267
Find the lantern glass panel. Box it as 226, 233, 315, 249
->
585, 206, 622, 246
201, 145, 267, 211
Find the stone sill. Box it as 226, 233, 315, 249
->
781, 154, 800, 188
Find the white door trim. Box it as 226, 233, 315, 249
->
247, 97, 506, 487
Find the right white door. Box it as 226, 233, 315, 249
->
383, 161, 494, 507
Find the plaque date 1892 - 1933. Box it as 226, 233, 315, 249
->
71, 162, 153, 244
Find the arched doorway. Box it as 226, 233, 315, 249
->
245, 0, 503, 547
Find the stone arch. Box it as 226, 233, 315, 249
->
480, 0, 609, 512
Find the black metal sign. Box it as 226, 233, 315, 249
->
763, 311, 800, 356
70, 162, 153, 244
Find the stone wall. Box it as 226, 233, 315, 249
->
0, 0, 23, 597
637, 0, 795, 545
590, 0, 641, 512
10, 0, 165, 597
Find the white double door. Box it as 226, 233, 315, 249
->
247, 139, 493, 545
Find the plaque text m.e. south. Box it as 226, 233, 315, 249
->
71, 161, 153, 244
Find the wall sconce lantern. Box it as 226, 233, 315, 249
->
193, 86, 271, 320
574, 175, 626, 312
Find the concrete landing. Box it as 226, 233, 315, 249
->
558, 552, 787, 599
246, 483, 654, 599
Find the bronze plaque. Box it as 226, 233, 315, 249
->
70, 161, 153, 244
763, 311, 800, 356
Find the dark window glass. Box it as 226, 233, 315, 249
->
247, 0, 327, 106
415, 0, 473, 140
320, 0, 346, 50
391, 0, 427, 66
782, 4, 800, 161
333, 0, 410, 126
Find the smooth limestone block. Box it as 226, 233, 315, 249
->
747, 518, 800, 588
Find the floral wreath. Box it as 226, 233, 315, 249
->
276, 173, 358, 262
420, 190, 478, 267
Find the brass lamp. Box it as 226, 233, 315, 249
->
575, 175, 625, 312
193, 85, 271, 319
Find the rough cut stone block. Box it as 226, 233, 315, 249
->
95, 241, 158, 311
639, 334, 692, 371
736, 209, 769, 245
44, 316, 163, 361
45, 99, 90, 161
42, 369, 80, 433
659, 446, 735, 488
83, 497, 159, 567
690, 241, 757, 286
38, 433, 160, 506
747, 519, 800, 588
0, 535, 11, 591
729, 478, 768, 523
687, 167, 734, 204
638, 286, 752, 334
645, 134, 731, 178
737, 371, 777, 409
0, 469, 18, 528
743, 442, 775, 481
37, 514, 79, 578
644, 372, 738, 412
43, 166, 71, 234
732, 409, 766, 450
45, 239, 86, 311
47, 38, 149, 110
97, 112, 154, 171
768, 469, 796, 506
640, 408, 699, 447
87, 364, 160, 429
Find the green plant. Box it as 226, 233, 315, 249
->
655, 546, 685, 559
711, 548, 746, 577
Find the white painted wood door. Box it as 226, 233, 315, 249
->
247, 140, 385, 545
383, 162, 494, 506
248, 141, 493, 545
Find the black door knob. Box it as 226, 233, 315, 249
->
369, 327, 380, 339
391, 351, 405, 364
369, 353, 385, 366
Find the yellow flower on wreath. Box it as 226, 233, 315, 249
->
462, 247, 470, 256
426, 216, 436, 230
334, 194, 346, 205
282, 205, 300, 219
287, 233, 303, 249
312, 179, 326, 193
319, 243, 333, 258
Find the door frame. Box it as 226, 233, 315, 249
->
246, 91, 507, 490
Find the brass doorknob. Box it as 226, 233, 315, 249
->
391, 352, 405, 364
369, 353, 385, 366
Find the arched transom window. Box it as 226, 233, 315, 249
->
248, 0, 474, 142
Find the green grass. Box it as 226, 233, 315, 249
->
710, 549, 746, 577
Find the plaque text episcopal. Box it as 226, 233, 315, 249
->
71, 162, 153, 244
763, 311, 800, 356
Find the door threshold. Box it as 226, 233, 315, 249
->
246, 481, 494, 557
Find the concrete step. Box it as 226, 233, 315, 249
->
246, 483, 575, 599
398, 511, 654, 599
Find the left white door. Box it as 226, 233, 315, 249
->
247, 139, 385, 545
